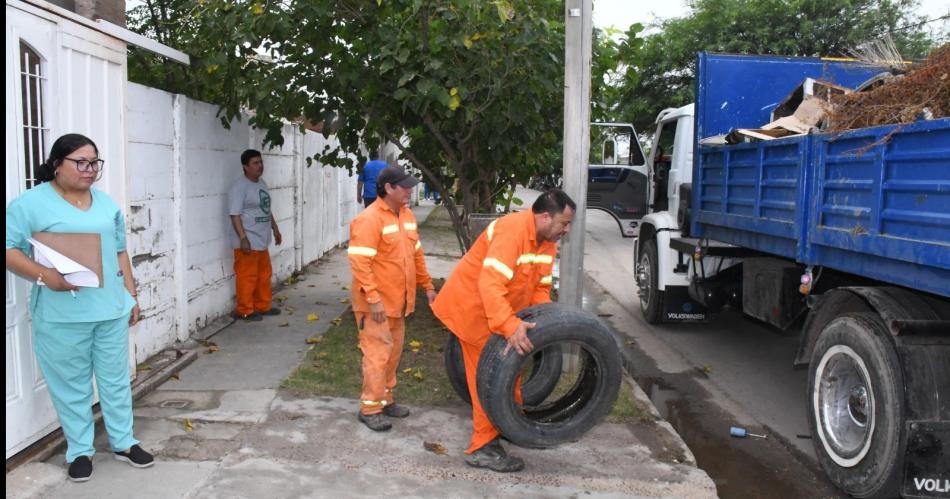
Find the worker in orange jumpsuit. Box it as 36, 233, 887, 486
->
347, 166, 437, 432
431, 190, 575, 472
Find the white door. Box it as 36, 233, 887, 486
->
5, 1, 132, 459
5, 4, 60, 459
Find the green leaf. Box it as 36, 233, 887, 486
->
398, 72, 416, 87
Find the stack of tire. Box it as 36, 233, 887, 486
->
444, 303, 622, 448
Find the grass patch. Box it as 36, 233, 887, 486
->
282, 282, 465, 407
283, 281, 648, 423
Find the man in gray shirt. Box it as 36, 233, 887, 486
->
229, 149, 282, 321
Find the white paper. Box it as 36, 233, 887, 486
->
28, 238, 100, 287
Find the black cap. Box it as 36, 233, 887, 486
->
377, 166, 420, 189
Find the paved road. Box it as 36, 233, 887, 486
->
578, 208, 847, 498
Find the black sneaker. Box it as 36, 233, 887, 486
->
382, 403, 410, 418
357, 412, 392, 432
113, 445, 154, 468
258, 308, 281, 316
233, 312, 263, 322
464, 440, 525, 472
68, 456, 93, 482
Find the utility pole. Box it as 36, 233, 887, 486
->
559, 0, 592, 308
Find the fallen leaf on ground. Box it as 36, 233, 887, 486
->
341, 285, 349, 290
275, 295, 289, 303
183, 419, 194, 432
402, 368, 413, 373
318, 352, 328, 358
307, 313, 320, 321
332, 318, 342, 326
339, 298, 350, 304
306, 336, 323, 344
285, 306, 296, 313
285, 276, 299, 285
206, 345, 219, 353
699, 364, 713, 375
137, 364, 152, 371
412, 370, 425, 381
278, 321, 290, 327
423, 441, 448, 455
409, 340, 422, 349
627, 340, 636, 346
170, 373, 180, 381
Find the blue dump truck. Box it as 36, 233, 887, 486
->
590, 53, 949, 498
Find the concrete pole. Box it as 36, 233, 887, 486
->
559, 0, 593, 309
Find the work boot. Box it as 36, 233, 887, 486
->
68, 456, 93, 482
464, 439, 525, 472
382, 403, 410, 418
259, 308, 282, 316
358, 412, 392, 432
233, 312, 263, 322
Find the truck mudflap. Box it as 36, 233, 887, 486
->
903, 421, 950, 498
663, 285, 708, 322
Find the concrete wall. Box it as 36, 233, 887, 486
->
125, 82, 359, 361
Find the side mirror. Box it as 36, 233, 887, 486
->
602, 139, 616, 164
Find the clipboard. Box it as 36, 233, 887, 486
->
30, 232, 104, 288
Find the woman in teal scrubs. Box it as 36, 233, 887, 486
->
5, 134, 154, 482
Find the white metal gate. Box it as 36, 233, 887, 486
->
5, 0, 130, 459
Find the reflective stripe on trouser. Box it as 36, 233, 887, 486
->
459, 335, 523, 454
32, 312, 139, 463
234, 249, 273, 316
356, 312, 406, 415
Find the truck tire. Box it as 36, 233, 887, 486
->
638, 239, 665, 324
476, 303, 622, 448
443, 334, 562, 407
807, 313, 904, 498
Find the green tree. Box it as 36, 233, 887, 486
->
128, 0, 567, 251
607, 0, 937, 133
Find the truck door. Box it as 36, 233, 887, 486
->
587, 123, 648, 237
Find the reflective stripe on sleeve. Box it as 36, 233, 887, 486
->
348, 246, 378, 257
483, 258, 514, 280
517, 253, 555, 265
486, 220, 497, 242
540, 275, 553, 285
403, 222, 417, 231
382, 224, 400, 235
361, 400, 388, 406
415, 240, 422, 251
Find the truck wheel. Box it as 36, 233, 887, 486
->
638, 239, 665, 323
476, 303, 622, 448
444, 333, 563, 406
807, 313, 903, 498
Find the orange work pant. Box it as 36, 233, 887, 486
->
233, 249, 273, 316
459, 334, 523, 454
356, 312, 406, 415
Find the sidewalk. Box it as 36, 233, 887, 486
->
7, 202, 715, 498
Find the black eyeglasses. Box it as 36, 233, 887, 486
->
64, 157, 105, 172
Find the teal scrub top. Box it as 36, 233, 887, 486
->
6, 182, 136, 323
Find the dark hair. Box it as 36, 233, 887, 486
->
36, 133, 99, 183
532, 189, 576, 216
241, 149, 262, 166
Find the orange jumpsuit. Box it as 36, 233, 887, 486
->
431, 210, 556, 453
348, 198, 434, 415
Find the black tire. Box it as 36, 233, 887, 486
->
443, 333, 562, 406
476, 303, 622, 448
807, 313, 904, 498
638, 239, 665, 324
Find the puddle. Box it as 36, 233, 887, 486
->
636, 376, 843, 499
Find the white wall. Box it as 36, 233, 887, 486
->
125, 82, 359, 361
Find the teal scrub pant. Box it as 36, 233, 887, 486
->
32, 312, 138, 463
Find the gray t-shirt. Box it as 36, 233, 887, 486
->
228, 176, 273, 250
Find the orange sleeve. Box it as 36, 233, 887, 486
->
347, 216, 382, 304
414, 239, 434, 291
477, 227, 523, 337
